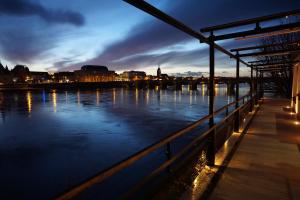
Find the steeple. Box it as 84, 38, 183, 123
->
157, 65, 161, 78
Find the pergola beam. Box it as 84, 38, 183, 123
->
238, 48, 300, 57
231, 40, 300, 52
255, 66, 293, 71
200, 9, 300, 32
206, 22, 300, 41
250, 61, 298, 67
248, 59, 291, 64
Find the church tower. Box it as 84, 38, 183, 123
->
157, 65, 161, 78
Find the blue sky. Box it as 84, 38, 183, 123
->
0, 0, 299, 76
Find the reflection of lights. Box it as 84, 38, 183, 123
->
295, 121, 300, 125
77, 90, 80, 106
178, 90, 182, 102
189, 91, 193, 105
135, 88, 138, 105
145, 90, 149, 105
65, 91, 68, 103
290, 112, 295, 115
42, 90, 46, 104
52, 91, 57, 113
174, 90, 177, 103
96, 89, 100, 105
27, 91, 32, 114
201, 84, 205, 97
113, 88, 116, 105
215, 84, 219, 96
155, 86, 159, 91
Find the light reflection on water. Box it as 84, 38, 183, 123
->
0, 84, 248, 199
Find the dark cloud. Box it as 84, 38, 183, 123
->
68, 0, 300, 71
0, 0, 85, 26
0, 29, 55, 64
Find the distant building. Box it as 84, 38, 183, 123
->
74, 65, 116, 82
157, 66, 161, 78
11, 65, 30, 83
161, 73, 169, 80
119, 71, 146, 81
27, 72, 50, 84
54, 72, 75, 83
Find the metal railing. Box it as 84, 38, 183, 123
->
55, 93, 257, 200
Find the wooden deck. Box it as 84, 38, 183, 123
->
209, 98, 300, 200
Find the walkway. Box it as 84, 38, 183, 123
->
209, 98, 300, 200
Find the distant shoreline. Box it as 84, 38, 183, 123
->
0, 82, 127, 91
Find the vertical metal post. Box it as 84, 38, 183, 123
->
255, 68, 258, 104
260, 71, 264, 98
289, 67, 293, 99
234, 52, 240, 132
296, 93, 300, 120
250, 66, 253, 112
207, 32, 215, 167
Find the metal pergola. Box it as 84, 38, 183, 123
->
124, 0, 300, 164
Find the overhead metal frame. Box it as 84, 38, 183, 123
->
250, 61, 298, 67
204, 22, 300, 41
200, 9, 300, 41
201, 9, 300, 32
230, 40, 300, 52
255, 66, 293, 71
238, 48, 300, 57
248, 59, 291, 64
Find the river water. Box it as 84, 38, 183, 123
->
0, 84, 249, 199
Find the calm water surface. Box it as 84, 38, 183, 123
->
0, 84, 249, 199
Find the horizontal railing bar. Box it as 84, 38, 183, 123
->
55, 93, 252, 200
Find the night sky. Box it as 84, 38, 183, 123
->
0, 0, 299, 76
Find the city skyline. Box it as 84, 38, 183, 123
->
0, 0, 299, 76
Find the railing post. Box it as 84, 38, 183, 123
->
250, 66, 253, 112
234, 52, 240, 132
255, 68, 258, 104
207, 32, 215, 167
260, 71, 264, 98
298, 94, 300, 120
